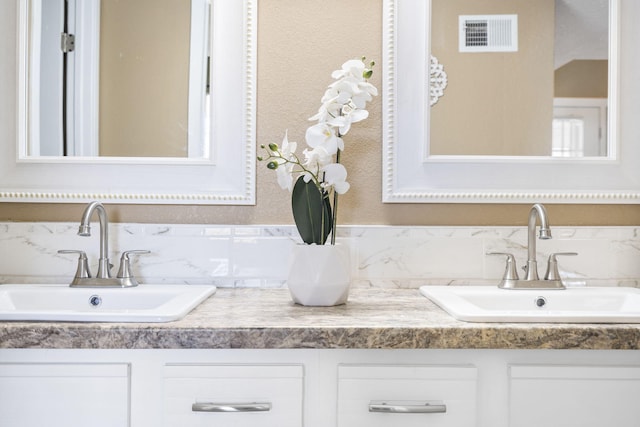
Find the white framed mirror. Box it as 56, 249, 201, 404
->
382, 0, 640, 203
4, 0, 256, 204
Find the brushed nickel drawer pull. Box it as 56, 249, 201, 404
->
369, 400, 447, 414
192, 402, 272, 412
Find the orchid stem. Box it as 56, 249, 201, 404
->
330, 149, 341, 245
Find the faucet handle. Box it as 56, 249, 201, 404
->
58, 250, 91, 279
544, 252, 578, 281
116, 250, 150, 280
487, 252, 520, 281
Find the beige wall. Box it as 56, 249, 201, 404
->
430, 0, 555, 156
555, 60, 608, 97
99, 0, 190, 157
1, 0, 640, 226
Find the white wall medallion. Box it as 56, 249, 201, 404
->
430, 55, 447, 106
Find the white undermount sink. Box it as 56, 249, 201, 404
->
420, 285, 640, 323
0, 284, 216, 322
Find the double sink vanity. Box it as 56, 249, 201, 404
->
2, 0, 640, 423
1, 204, 640, 427
2, 287, 640, 427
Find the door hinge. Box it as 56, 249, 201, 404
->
61, 32, 75, 53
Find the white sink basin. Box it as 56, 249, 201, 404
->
420, 285, 640, 323
0, 284, 216, 322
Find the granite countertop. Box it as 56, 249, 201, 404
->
1, 288, 640, 350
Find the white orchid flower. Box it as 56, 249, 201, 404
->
308, 101, 336, 123
331, 59, 367, 80
272, 131, 298, 191
276, 165, 294, 191
352, 83, 378, 108
315, 102, 366, 136
310, 102, 366, 136
278, 131, 297, 160
329, 78, 361, 97
310, 59, 376, 121
321, 163, 350, 194
302, 145, 332, 175
359, 80, 378, 97
329, 79, 377, 109
305, 122, 343, 154
310, 92, 348, 122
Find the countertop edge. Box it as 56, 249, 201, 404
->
1, 288, 640, 350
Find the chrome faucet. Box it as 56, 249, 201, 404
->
524, 203, 552, 281
58, 201, 149, 287
79, 201, 112, 279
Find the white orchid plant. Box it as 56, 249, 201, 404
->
258, 58, 377, 245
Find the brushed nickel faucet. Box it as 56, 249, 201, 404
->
78, 201, 112, 279
523, 203, 552, 281
58, 201, 149, 287
489, 203, 576, 289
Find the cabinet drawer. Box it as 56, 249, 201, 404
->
337, 364, 477, 427
163, 364, 303, 427
0, 363, 130, 427
509, 365, 640, 427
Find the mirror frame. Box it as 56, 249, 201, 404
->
382, 0, 640, 204
5, 0, 256, 205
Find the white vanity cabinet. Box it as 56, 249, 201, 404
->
0, 363, 129, 427
163, 364, 304, 427
0, 349, 639, 427
509, 365, 640, 427
337, 364, 478, 427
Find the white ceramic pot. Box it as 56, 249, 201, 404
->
287, 244, 351, 306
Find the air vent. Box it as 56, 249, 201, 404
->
459, 14, 518, 53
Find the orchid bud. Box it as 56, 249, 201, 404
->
268, 143, 279, 152
266, 161, 279, 170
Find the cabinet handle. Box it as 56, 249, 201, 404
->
192, 402, 272, 412
369, 400, 447, 414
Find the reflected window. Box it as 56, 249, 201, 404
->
552, 98, 607, 157
552, 118, 585, 157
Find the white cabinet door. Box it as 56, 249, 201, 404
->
163, 364, 304, 427
337, 364, 478, 427
0, 363, 130, 427
509, 365, 640, 427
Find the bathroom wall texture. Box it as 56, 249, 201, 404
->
1, 0, 640, 226
99, 0, 191, 157
430, 0, 555, 156
555, 60, 608, 98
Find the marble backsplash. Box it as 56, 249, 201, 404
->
1, 222, 639, 288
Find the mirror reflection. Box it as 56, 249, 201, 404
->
430, 0, 609, 157
27, 0, 210, 158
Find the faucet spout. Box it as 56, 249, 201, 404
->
78, 201, 111, 279
525, 203, 552, 281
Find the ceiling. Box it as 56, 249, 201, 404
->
555, 0, 609, 69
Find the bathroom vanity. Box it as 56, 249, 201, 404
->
1, 288, 639, 427
4, 0, 640, 422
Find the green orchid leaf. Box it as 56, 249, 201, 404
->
291, 176, 333, 244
